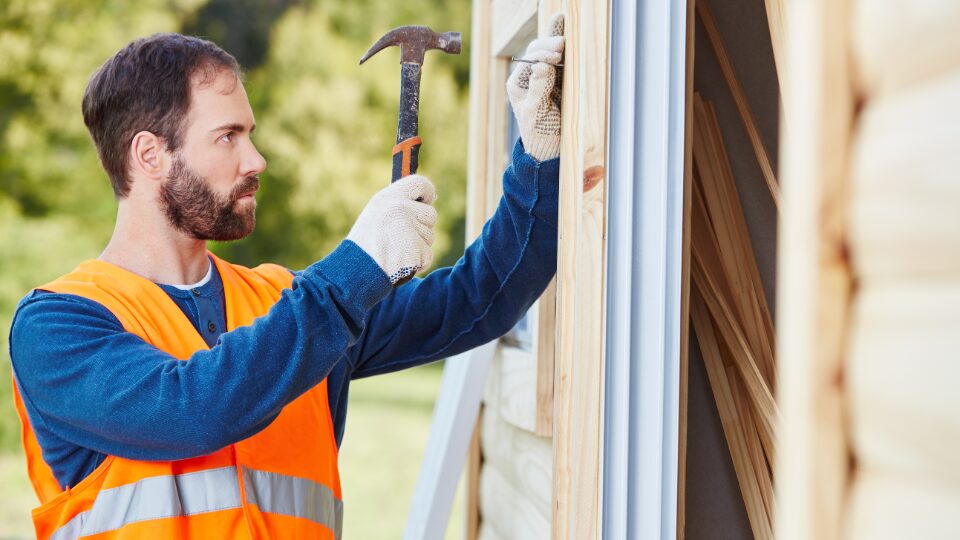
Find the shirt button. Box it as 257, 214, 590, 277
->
191, 289, 201, 297
207, 321, 217, 333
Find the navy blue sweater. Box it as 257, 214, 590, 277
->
8, 141, 558, 490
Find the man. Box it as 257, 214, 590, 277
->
8, 20, 564, 540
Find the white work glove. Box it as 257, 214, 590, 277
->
347, 175, 437, 285
507, 13, 565, 162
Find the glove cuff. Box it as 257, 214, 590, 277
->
525, 136, 561, 162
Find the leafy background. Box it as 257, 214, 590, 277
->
0, 0, 472, 536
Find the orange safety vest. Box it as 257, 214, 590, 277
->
12, 253, 343, 539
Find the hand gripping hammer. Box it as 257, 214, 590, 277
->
359, 26, 461, 183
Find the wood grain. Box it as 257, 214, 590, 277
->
552, 0, 610, 538
491, 0, 539, 57
697, 1, 781, 207
691, 291, 773, 540
464, 0, 494, 536
774, 0, 855, 538
677, 0, 697, 537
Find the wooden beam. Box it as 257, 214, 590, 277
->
774, 0, 855, 538
677, 0, 697, 537
534, 278, 557, 437
464, 0, 493, 536
696, 1, 781, 208
467, 0, 493, 242
491, 0, 539, 57
551, 0, 610, 537
465, 421, 482, 540
763, 0, 786, 90
691, 291, 773, 540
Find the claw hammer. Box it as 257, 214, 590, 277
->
359, 26, 461, 183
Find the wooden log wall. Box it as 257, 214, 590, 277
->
844, 1, 960, 537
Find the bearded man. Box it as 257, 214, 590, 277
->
8, 27, 563, 540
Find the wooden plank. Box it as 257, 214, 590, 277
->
497, 344, 540, 433
847, 281, 960, 486
692, 96, 776, 386
849, 73, 960, 279
851, 1, 960, 97
491, 0, 539, 57
729, 367, 775, 525
677, 0, 696, 537
534, 278, 556, 437
480, 464, 551, 540
774, 0, 855, 538
481, 396, 554, 513
691, 259, 779, 468
846, 468, 960, 540
486, 57, 510, 217
691, 291, 773, 540
465, 420, 482, 540
464, 1, 494, 536
551, 0, 610, 537
696, 1, 781, 207
763, 0, 786, 91
467, 0, 494, 242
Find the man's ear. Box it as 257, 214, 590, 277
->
129, 131, 168, 181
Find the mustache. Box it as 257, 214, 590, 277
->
229, 175, 260, 201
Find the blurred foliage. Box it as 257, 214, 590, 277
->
0, 0, 471, 451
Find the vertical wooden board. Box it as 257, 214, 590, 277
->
534, 278, 556, 437
467, 0, 494, 242
480, 464, 552, 540
677, 1, 696, 538
465, 2, 494, 538
466, 420, 483, 540
481, 398, 554, 513
486, 56, 510, 218
763, 0, 787, 94
491, 0, 539, 56
775, 0, 855, 539
691, 292, 773, 540
497, 345, 539, 433
551, 0, 610, 538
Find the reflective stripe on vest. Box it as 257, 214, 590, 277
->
49, 466, 343, 540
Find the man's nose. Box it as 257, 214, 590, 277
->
242, 140, 267, 176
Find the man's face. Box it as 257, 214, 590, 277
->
159, 68, 266, 241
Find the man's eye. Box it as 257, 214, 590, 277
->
219, 132, 234, 143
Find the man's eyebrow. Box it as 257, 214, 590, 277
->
210, 123, 256, 133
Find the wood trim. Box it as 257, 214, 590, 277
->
465, 419, 482, 540
676, 0, 696, 537
466, 0, 493, 242
491, 0, 539, 57
774, 1, 855, 539
552, 0, 610, 537
464, 0, 493, 536
534, 278, 557, 437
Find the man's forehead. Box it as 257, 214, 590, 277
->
187, 69, 255, 130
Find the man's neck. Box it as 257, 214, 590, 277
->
99, 199, 212, 285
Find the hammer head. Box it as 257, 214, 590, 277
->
359, 25, 461, 66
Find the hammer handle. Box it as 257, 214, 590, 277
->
392, 63, 423, 182
392, 136, 422, 180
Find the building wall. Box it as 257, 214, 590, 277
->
478, 344, 553, 539
844, 1, 960, 537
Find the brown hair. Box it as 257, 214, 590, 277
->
82, 33, 241, 198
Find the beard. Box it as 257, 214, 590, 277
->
159, 155, 259, 241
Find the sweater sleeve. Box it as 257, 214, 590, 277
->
9, 240, 392, 462
350, 139, 559, 378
